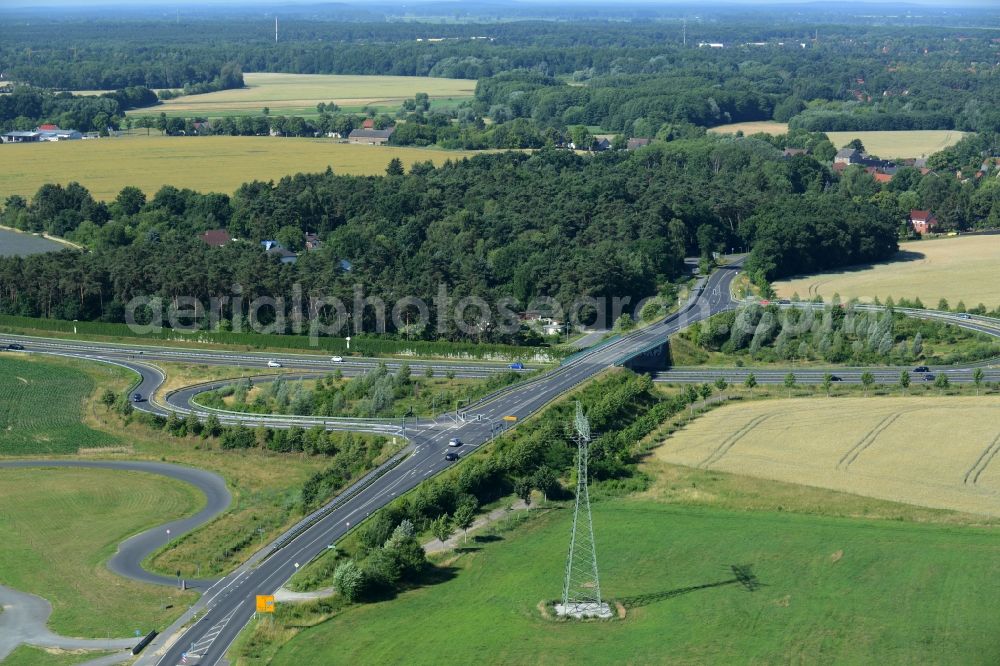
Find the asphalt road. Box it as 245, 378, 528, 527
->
141, 263, 744, 666
4, 258, 998, 665
0, 460, 231, 588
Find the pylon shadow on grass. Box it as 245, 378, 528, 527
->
618, 564, 762, 610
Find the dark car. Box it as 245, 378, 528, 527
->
7, 343, 24, 351
509, 362, 525, 370
829, 375, 843, 382
923, 373, 936, 382
914, 365, 930, 373
444, 452, 460, 462
132, 393, 143, 402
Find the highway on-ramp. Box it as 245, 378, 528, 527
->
0, 460, 231, 588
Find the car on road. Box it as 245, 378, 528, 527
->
448, 438, 463, 447
829, 375, 843, 382
444, 452, 460, 462
132, 393, 143, 403
777, 299, 791, 305
330, 355, 343, 362
914, 365, 930, 373
267, 360, 282, 368
508, 362, 525, 370
7, 343, 24, 350
923, 373, 936, 382
957, 313, 972, 320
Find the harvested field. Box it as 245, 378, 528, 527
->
656, 397, 1000, 517
131, 73, 476, 117
774, 235, 1000, 309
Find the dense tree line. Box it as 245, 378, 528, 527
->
3, 18, 999, 135
0, 86, 158, 132
0, 136, 913, 336
687, 303, 1000, 366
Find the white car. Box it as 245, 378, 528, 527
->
330, 355, 344, 363
448, 438, 463, 447
267, 360, 282, 368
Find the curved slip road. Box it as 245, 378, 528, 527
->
0, 460, 233, 663
0, 460, 231, 588
9, 259, 999, 666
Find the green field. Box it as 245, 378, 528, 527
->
0, 467, 200, 636
269, 498, 1000, 665
0, 355, 120, 455
0, 135, 484, 201
775, 235, 1000, 308
125, 73, 476, 118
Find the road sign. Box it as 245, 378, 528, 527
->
503, 415, 518, 422
255, 595, 275, 613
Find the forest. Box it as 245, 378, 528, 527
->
2, 17, 999, 137
0, 134, 907, 339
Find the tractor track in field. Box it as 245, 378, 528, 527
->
963, 433, 1000, 485
837, 411, 908, 471
697, 413, 774, 468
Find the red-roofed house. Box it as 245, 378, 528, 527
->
38, 123, 58, 131
873, 173, 893, 184
909, 210, 939, 235
200, 229, 232, 247
361, 118, 375, 129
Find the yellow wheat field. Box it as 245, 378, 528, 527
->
0, 136, 483, 200
774, 235, 1000, 309
656, 397, 1000, 517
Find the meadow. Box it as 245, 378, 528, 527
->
126, 73, 476, 117
773, 235, 1000, 309
0, 135, 483, 200
656, 396, 1000, 517
0, 354, 120, 455
266, 497, 1000, 665
0, 466, 200, 636
708, 122, 965, 158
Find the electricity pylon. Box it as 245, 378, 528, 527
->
558, 402, 610, 618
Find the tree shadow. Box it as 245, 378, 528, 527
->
783, 250, 926, 282
618, 564, 761, 610
362, 565, 460, 602
454, 545, 482, 553
474, 534, 503, 544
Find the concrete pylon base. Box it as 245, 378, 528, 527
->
554, 602, 613, 619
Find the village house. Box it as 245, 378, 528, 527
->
627, 137, 652, 150
347, 127, 395, 145
909, 209, 939, 235
2, 130, 41, 143
199, 229, 232, 247
304, 232, 322, 250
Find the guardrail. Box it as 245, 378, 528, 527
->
266, 447, 412, 555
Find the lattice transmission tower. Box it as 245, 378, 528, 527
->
557, 402, 611, 618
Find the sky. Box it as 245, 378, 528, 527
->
4, 0, 994, 5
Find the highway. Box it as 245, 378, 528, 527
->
143, 263, 743, 665
3, 259, 998, 665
